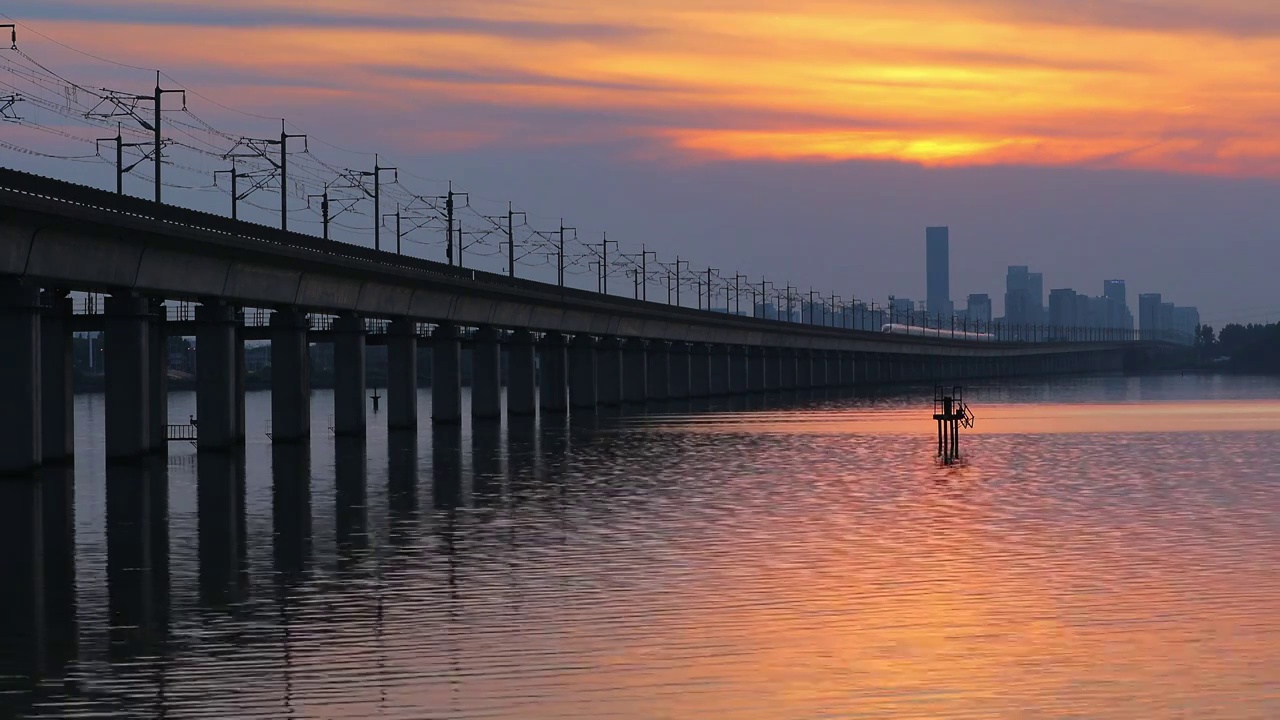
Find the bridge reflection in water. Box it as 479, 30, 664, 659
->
3, 374, 1280, 718
0, 386, 863, 714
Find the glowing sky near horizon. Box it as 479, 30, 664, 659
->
6, 0, 1280, 325
15, 0, 1280, 177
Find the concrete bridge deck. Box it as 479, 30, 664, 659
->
1, 166, 1118, 357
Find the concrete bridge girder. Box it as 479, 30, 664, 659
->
2, 198, 1153, 386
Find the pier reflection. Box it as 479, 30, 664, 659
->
106, 461, 170, 657
471, 421, 503, 504
0, 477, 46, 705
41, 467, 78, 677
197, 451, 247, 610
335, 438, 369, 563
432, 426, 465, 510
272, 444, 312, 585
387, 431, 419, 539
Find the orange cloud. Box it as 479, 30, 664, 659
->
14, 1, 1280, 175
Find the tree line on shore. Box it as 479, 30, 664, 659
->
1195, 322, 1280, 372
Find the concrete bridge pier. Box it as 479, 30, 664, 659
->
388, 319, 421, 428
729, 345, 748, 394
332, 315, 367, 437
765, 347, 781, 391
196, 301, 238, 451
797, 349, 813, 389
270, 309, 311, 443
710, 344, 731, 396
669, 342, 691, 399
471, 326, 502, 422
690, 343, 711, 398
0, 278, 41, 473
874, 354, 891, 384
853, 353, 868, 385
781, 348, 798, 390
104, 294, 151, 462
540, 332, 569, 413
926, 356, 941, 384
234, 323, 246, 445
747, 347, 765, 393
623, 338, 647, 403
41, 291, 74, 464
840, 351, 854, 387
646, 340, 669, 401
569, 334, 598, 410
149, 301, 169, 454
507, 330, 537, 416
597, 336, 624, 406
432, 323, 463, 424
814, 350, 829, 388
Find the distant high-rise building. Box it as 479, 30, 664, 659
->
926, 227, 951, 317
1004, 266, 1038, 331
1103, 279, 1131, 332
966, 293, 992, 327
1160, 302, 1175, 340
1172, 306, 1200, 345
1138, 293, 1163, 341
1104, 279, 1126, 306
1048, 288, 1078, 337
1028, 272, 1044, 322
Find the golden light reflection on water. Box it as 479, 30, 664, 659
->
638, 399, 1280, 436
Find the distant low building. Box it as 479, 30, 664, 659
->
966, 293, 992, 327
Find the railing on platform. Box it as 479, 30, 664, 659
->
167, 423, 197, 443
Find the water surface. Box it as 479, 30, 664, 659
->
3, 374, 1280, 719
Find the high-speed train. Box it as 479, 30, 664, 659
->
881, 323, 996, 342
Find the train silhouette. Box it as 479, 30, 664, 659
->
881, 323, 995, 342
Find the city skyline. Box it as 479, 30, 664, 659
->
1, 4, 1275, 326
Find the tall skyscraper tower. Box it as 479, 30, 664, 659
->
926, 226, 950, 317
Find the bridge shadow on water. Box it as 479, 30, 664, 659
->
0, 384, 910, 717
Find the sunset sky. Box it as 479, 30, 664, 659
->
5, 0, 1280, 323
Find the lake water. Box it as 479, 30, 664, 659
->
3, 374, 1280, 719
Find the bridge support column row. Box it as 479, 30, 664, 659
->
196, 302, 237, 451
